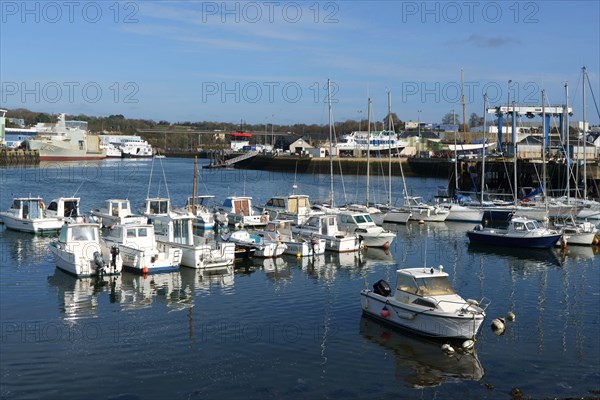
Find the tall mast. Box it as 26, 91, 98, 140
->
191, 156, 198, 213
366, 97, 371, 206
328, 79, 334, 206
481, 94, 487, 204
388, 91, 392, 207
582, 66, 587, 200
461, 68, 467, 143
454, 109, 459, 193
512, 100, 517, 205
542, 90, 547, 214
565, 82, 570, 203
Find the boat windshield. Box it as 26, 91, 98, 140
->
526, 221, 539, 230
71, 226, 97, 241
397, 274, 455, 296
355, 214, 372, 223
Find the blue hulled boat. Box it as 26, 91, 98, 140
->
466, 216, 562, 249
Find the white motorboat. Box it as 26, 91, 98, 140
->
90, 199, 147, 228
220, 228, 287, 258
259, 194, 315, 225
405, 196, 450, 222
141, 197, 172, 217
360, 266, 488, 339
337, 211, 396, 248
119, 136, 153, 158
49, 223, 122, 277
44, 197, 83, 222
254, 219, 326, 257
150, 212, 235, 270
216, 196, 269, 227
292, 214, 361, 253
102, 222, 182, 274
555, 219, 597, 246
466, 216, 562, 249
0, 197, 64, 234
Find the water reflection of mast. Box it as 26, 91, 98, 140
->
536, 267, 548, 352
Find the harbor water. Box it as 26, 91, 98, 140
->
0, 158, 598, 399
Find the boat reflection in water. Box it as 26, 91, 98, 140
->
467, 242, 564, 274
359, 315, 484, 388
47, 269, 121, 319
179, 265, 234, 295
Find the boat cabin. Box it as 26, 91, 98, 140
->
102, 199, 133, 218
143, 198, 171, 216
339, 212, 375, 228
222, 196, 254, 216
395, 267, 456, 300
264, 195, 311, 214
262, 220, 294, 237
8, 197, 45, 220
300, 214, 340, 236
151, 214, 194, 246
46, 197, 81, 218
104, 224, 157, 250
510, 218, 542, 232
58, 223, 99, 244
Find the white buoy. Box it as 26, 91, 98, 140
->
441, 343, 455, 355
507, 311, 516, 321
462, 339, 475, 351
491, 317, 506, 335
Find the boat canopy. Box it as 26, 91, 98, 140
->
396, 272, 456, 296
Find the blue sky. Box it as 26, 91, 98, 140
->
1, 1, 599, 126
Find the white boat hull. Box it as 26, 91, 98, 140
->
0, 213, 64, 233
105, 242, 181, 274
157, 240, 235, 269
409, 208, 449, 222
445, 206, 485, 223
383, 211, 412, 224
282, 238, 326, 257
357, 231, 396, 248
49, 242, 122, 277
360, 290, 484, 339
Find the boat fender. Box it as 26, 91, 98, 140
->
260, 214, 268, 223
441, 343, 455, 355
491, 317, 506, 335
474, 224, 483, 231
507, 311, 516, 321
380, 306, 390, 318
142, 266, 149, 275
462, 339, 475, 352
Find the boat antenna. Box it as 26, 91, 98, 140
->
72, 180, 85, 197
147, 156, 155, 199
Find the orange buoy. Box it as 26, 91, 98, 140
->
142, 266, 149, 275
380, 306, 390, 318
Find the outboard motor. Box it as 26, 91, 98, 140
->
93, 251, 106, 275
110, 245, 120, 271
373, 279, 391, 297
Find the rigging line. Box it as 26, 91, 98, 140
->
159, 156, 171, 201
147, 156, 155, 199
585, 73, 600, 120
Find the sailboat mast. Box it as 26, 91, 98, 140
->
454, 110, 459, 193
366, 97, 371, 206
565, 82, 570, 203
582, 66, 587, 201
542, 90, 547, 214
461, 68, 467, 143
481, 94, 487, 204
328, 79, 334, 206
191, 156, 197, 212
387, 91, 392, 206
512, 101, 517, 205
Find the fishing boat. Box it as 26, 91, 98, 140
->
360, 265, 488, 339
150, 212, 235, 270
44, 197, 82, 222
49, 222, 122, 277
259, 193, 315, 225
102, 222, 182, 274
337, 210, 396, 248
185, 195, 227, 230
0, 197, 64, 234
404, 196, 450, 222
216, 196, 269, 227
220, 228, 287, 258
254, 219, 326, 257
466, 216, 562, 249
292, 213, 361, 252
90, 199, 147, 228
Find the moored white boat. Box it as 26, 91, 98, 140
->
220, 228, 287, 258
102, 222, 182, 274
150, 212, 235, 270
337, 211, 396, 248
259, 194, 315, 225
90, 199, 147, 228
405, 196, 449, 222
292, 213, 361, 252
0, 197, 64, 234
49, 223, 122, 277
360, 266, 488, 339
217, 196, 269, 227
254, 219, 326, 257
